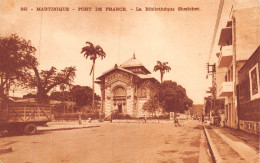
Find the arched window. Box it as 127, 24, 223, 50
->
138, 88, 147, 98
113, 86, 126, 97
141, 88, 147, 97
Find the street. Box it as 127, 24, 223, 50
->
0, 120, 212, 163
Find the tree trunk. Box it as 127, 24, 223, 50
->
37, 90, 49, 104
160, 72, 164, 83
79, 111, 82, 124
32, 66, 48, 104
92, 61, 95, 113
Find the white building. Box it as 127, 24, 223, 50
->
96, 54, 159, 118
216, 7, 260, 129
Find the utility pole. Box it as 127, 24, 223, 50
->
207, 63, 216, 120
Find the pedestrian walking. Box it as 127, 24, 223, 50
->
174, 115, 181, 127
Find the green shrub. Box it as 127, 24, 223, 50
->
54, 112, 105, 120
113, 113, 124, 119
125, 114, 131, 119
158, 114, 169, 119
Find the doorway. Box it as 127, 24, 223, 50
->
118, 104, 122, 113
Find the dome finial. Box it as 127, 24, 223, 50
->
133, 53, 136, 59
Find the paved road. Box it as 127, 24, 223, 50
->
0, 120, 212, 163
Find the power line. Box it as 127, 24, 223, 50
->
208, 0, 225, 62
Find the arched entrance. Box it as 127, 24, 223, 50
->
113, 86, 127, 114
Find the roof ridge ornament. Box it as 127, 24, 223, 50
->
132, 53, 136, 59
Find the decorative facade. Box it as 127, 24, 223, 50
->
96, 54, 159, 118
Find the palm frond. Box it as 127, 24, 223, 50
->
85, 42, 94, 49
81, 42, 106, 61
157, 61, 162, 64
153, 65, 160, 72
95, 45, 106, 59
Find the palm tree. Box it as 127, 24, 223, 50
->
153, 61, 171, 83
81, 42, 106, 113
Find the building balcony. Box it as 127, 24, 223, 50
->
218, 27, 232, 46
217, 81, 233, 97
217, 45, 233, 68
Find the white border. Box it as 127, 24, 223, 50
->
249, 63, 260, 100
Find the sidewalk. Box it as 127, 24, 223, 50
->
37, 121, 100, 131
204, 125, 259, 163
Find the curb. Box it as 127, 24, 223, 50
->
38, 125, 100, 132
203, 126, 223, 163
0, 146, 12, 155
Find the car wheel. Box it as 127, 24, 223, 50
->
24, 124, 37, 135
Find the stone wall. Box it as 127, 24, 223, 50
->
126, 85, 134, 115
104, 87, 112, 117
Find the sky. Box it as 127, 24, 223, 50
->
0, 0, 259, 104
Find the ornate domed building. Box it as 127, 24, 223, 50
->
96, 54, 159, 118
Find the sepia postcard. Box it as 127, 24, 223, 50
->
0, 0, 259, 162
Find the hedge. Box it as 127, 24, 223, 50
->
54, 112, 105, 120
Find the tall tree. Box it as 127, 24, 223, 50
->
0, 34, 37, 100
153, 61, 171, 83
204, 96, 224, 115
70, 85, 100, 107
0, 34, 76, 103
49, 91, 72, 101
81, 42, 106, 112
49, 85, 101, 108
142, 97, 158, 117
25, 66, 76, 103
159, 80, 193, 116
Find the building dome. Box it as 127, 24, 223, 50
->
120, 54, 143, 68
120, 53, 151, 74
